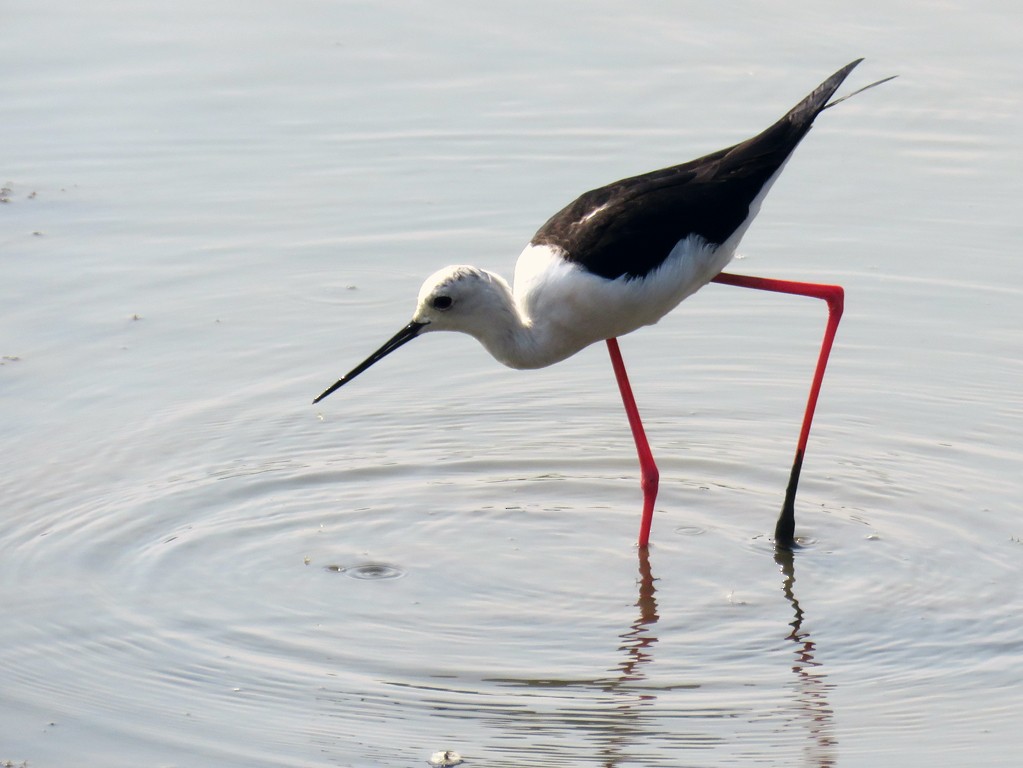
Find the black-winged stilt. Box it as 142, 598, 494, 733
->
315, 59, 891, 550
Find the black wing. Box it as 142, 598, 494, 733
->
531, 60, 863, 280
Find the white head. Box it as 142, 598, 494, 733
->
411, 265, 516, 337
312, 264, 519, 403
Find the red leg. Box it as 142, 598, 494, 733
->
607, 338, 659, 549
711, 272, 844, 548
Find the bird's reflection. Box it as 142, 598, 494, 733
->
594, 545, 840, 767
611, 546, 659, 684
591, 545, 662, 767
389, 541, 838, 767
481, 547, 665, 767
775, 547, 837, 766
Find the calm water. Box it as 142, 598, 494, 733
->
3, 1, 1022, 766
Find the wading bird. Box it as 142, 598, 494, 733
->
315, 59, 891, 549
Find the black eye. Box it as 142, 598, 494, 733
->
431, 295, 453, 311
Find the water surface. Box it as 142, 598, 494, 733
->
3, 1, 1022, 766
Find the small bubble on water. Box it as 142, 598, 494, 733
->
428, 750, 463, 766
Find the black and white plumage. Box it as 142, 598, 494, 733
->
533, 59, 861, 281
315, 59, 869, 400
314, 59, 890, 549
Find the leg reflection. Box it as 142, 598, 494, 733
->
613, 546, 660, 682
775, 548, 838, 767
594, 546, 662, 767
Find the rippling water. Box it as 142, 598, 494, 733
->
3, 1, 1022, 766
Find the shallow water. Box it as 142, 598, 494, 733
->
3, 1, 1022, 766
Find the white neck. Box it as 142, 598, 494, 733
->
462, 271, 550, 369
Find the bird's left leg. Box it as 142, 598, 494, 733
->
710, 272, 844, 549
606, 338, 659, 549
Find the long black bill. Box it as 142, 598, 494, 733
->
313, 320, 427, 404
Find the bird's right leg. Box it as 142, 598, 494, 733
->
710, 273, 845, 549
607, 338, 659, 549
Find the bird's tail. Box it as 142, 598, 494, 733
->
786, 59, 896, 124
822, 73, 898, 110
766, 59, 893, 148
785, 59, 862, 125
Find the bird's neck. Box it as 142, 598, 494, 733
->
461, 271, 547, 370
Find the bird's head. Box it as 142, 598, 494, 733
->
411, 265, 513, 334
313, 264, 514, 404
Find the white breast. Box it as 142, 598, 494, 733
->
508, 236, 735, 368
